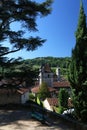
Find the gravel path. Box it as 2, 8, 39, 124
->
0, 110, 74, 130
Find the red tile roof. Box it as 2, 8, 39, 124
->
0, 88, 29, 95
31, 86, 40, 93
46, 98, 58, 106
31, 86, 56, 94
53, 81, 70, 88
17, 88, 29, 94
48, 87, 56, 92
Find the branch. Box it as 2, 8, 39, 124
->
0, 48, 20, 57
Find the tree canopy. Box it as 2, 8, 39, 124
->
38, 82, 50, 100
58, 88, 69, 108
69, 1, 87, 122
0, 0, 53, 57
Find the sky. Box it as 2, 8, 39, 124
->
4, 0, 87, 59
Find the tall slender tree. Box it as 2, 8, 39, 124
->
58, 88, 69, 109
69, 0, 87, 122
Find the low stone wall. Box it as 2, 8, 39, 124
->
29, 102, 87, 130
48, 111, 87, 130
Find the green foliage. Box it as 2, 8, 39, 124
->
22, 56, 71, 77
57, 106, 64, 114
0, 57, 22, 77
0, 0, 53, 57
0, 56, 71, 80
69, 1, 87, 123
75, 1, 87, 42
58, 88, 69, 108
36, 97, 43, 107
38, 82, 50, 100
24, 57, 71, 68
80, 109, 87, 122
29, 93, 35, 101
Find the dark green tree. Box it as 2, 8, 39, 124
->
69, 1, 87, 122
38, 82, 50, 100
0, 57, 22, 77
58, 88, 69, 108
0, 0, 53, 57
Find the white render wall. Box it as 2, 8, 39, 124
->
43, 99, 53, 111
21, 91, 29, 104
39, 72, 53, 87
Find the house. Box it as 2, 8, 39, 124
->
43, 97, 73, 112
0, 78, 29, 105
0, 88, 29, 105
43, 98, 58, 111
53, 81, 71, 95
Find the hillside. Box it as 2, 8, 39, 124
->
24, 56, 71, 68
0, 56, 71, 80
23, 56, 71, 78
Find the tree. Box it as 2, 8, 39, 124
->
0, 0, 53, 57
15, 64, 38, 86
58, 88, 69, 108
0, 57, 22, 77
38, 82, 50, 100
69, 1, 87, 122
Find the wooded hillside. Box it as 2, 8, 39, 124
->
24, 56, 71, 68
23, 56, 71, 78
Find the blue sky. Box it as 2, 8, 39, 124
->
5, 0, 87, 59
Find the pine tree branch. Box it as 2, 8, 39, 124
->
0, 48, 20, 57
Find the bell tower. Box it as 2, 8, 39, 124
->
39, 64, 53, 87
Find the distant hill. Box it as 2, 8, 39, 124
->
23, 57, 71, 79
0, 56, 71, 80
24, 56, 71, 68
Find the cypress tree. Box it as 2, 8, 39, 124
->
58, 88, 69, 108
69, 0, 87, 122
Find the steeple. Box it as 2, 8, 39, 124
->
39, 64, 53, 87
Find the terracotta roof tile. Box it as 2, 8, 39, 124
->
17, 88, 29, 94
31, 86, 40, 93
53, 81, 70, 88
46, 98, 58, 106
31, 86, 56, 94
0, 88, 29, 95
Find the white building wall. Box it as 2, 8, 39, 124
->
56, 67, 61, 81
21, 91, 29, 104
43, 99, 53, 111
39, 72, 53, 87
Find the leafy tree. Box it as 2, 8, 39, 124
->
58, 88, 69, 109
0, 0, 53, 57
68, 1, 87, 122
38, 82, 50, 100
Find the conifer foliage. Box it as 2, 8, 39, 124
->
69, 1, 87, 122
0, 0, 53, 57
58, 88, 69, 109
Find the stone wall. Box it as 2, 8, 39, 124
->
0, 93, 21, 105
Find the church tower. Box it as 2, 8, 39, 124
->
39, 64, 53, 87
